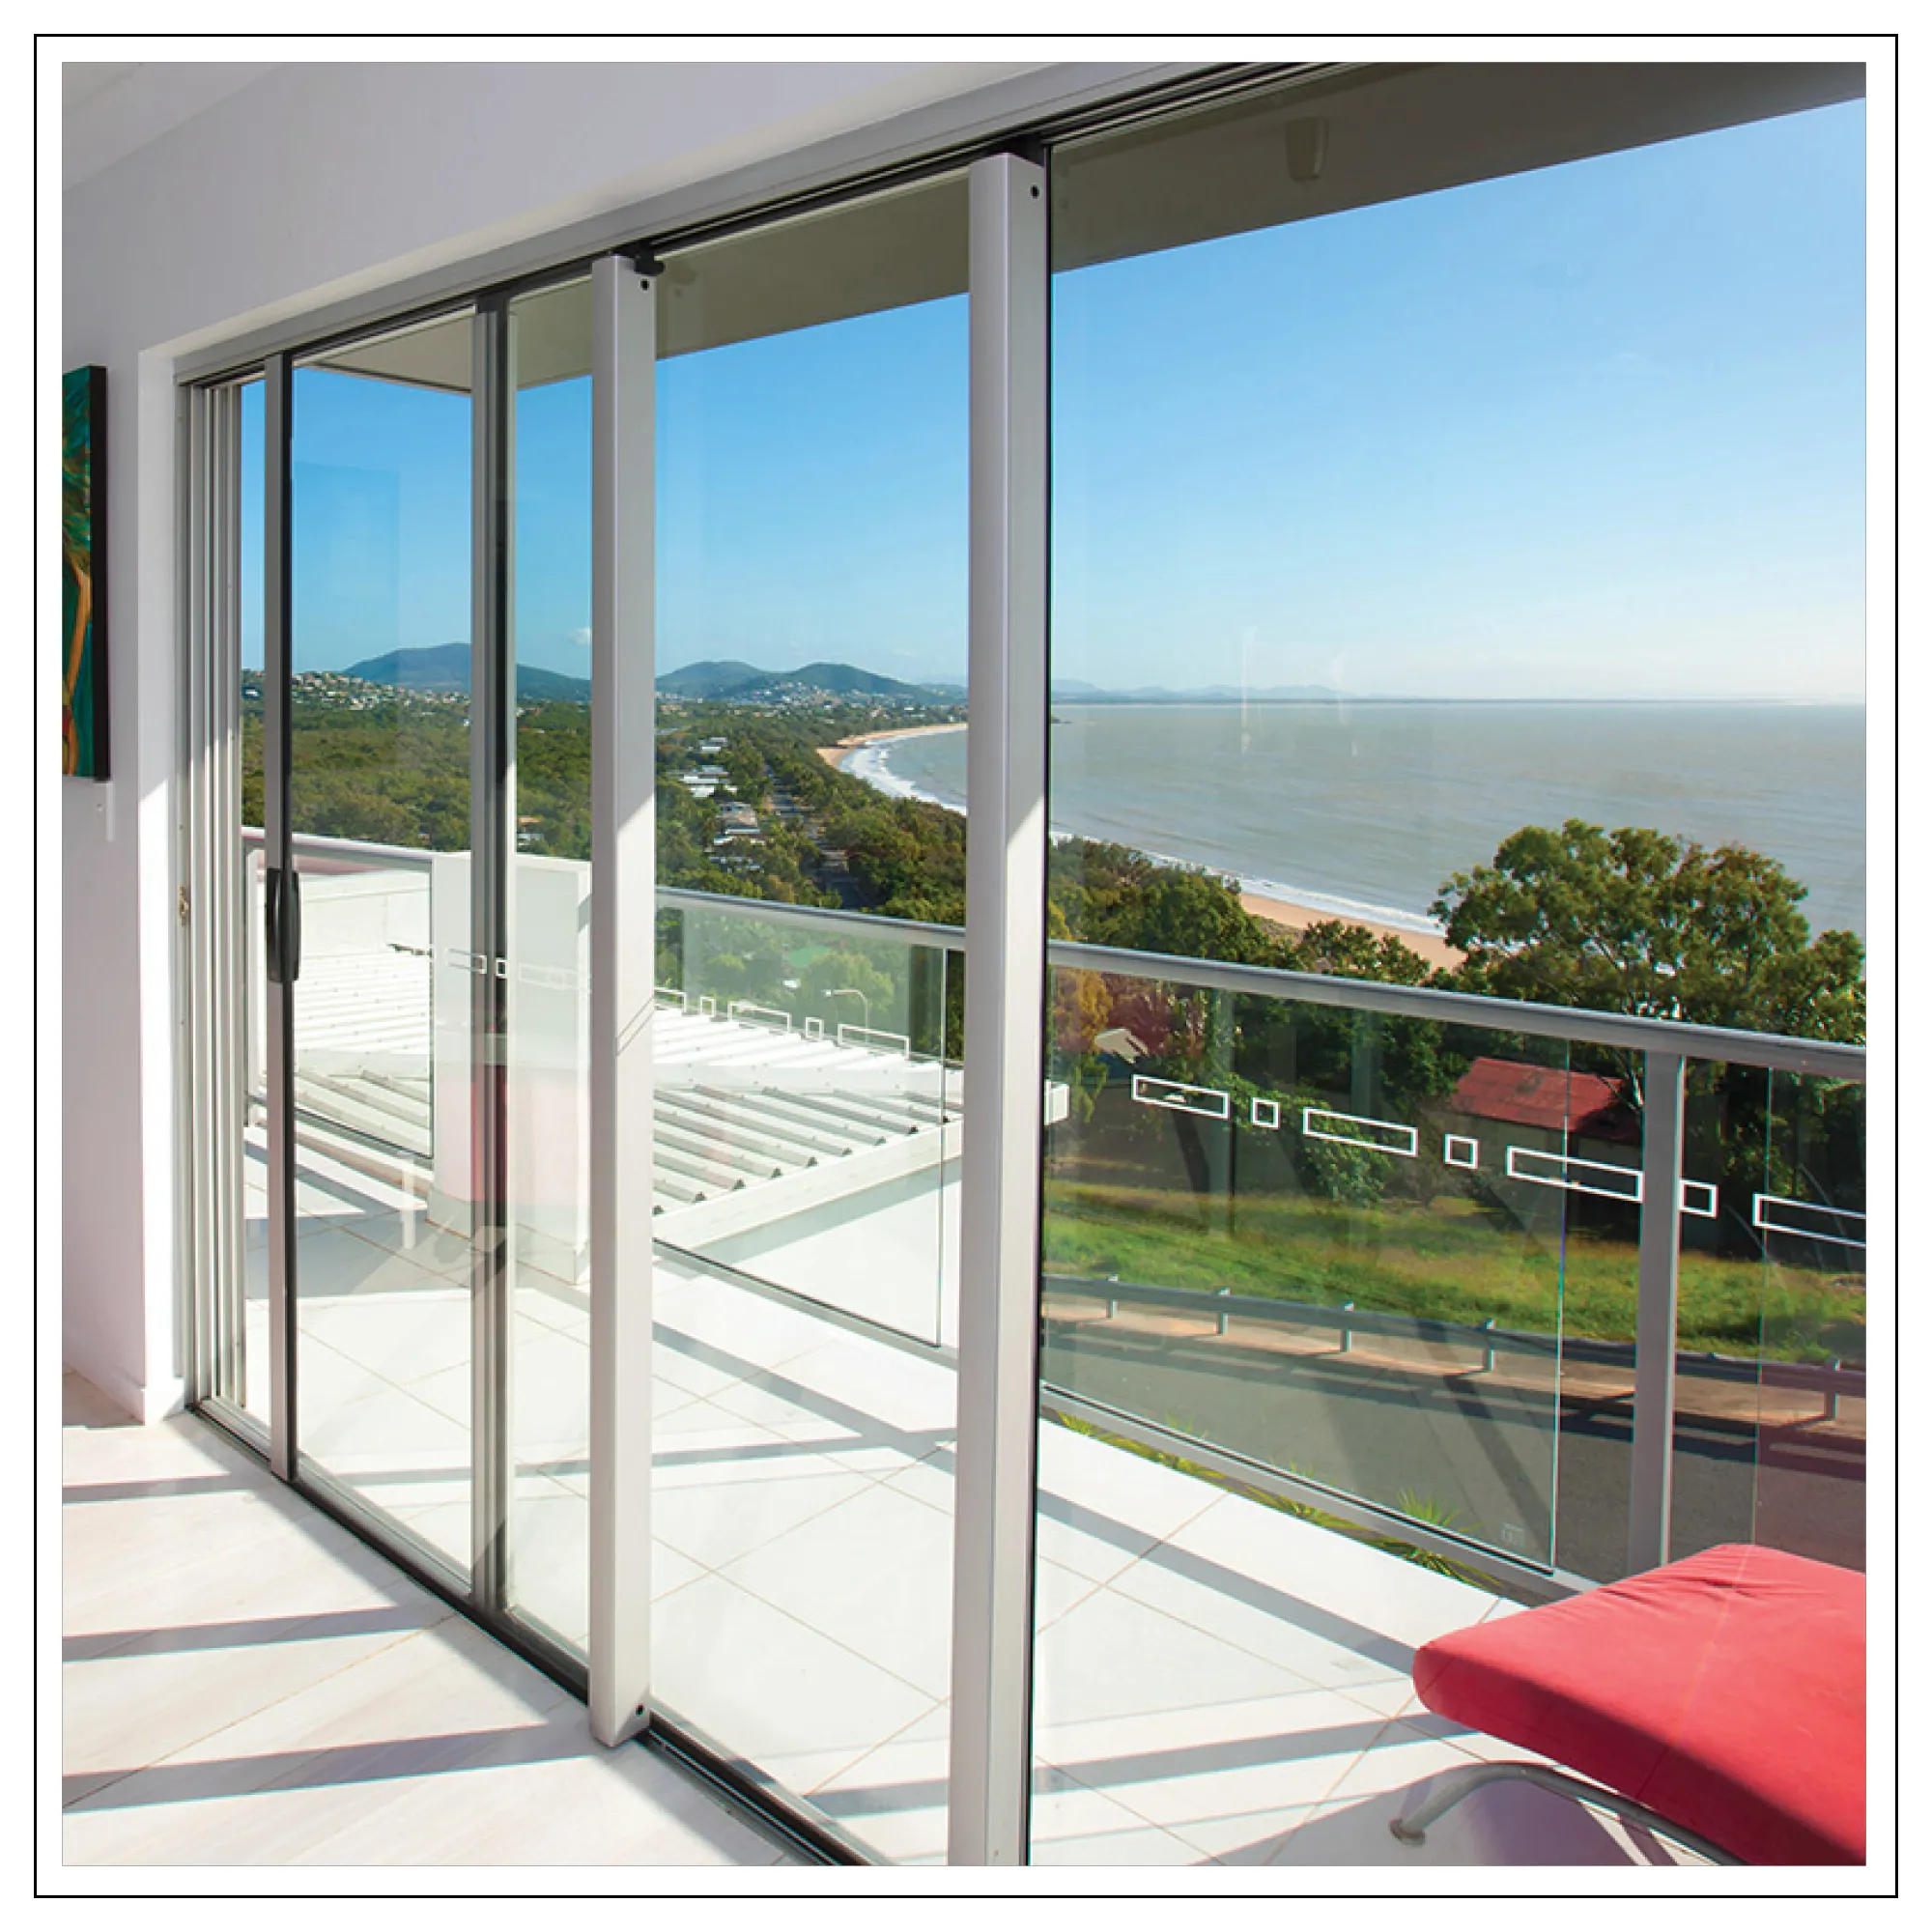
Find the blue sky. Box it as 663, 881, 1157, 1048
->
246, 97, 1866, 702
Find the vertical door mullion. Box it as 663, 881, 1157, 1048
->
586, 251, 657, 1747
180, 381, 212, 1406
179, 382, 213, 1404
212, 384, 245, 1412
188, 383, 247, 1410
262, 352, 297, 1482
471, 298, 515, 1607
948, 150, 1050, 1867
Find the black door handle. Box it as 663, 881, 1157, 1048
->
266, 865, 303, 985
285, 865, 301, 983
265, 866, 284, 985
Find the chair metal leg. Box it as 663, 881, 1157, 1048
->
1388, 1759, 1740, 1863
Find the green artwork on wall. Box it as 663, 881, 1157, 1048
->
63, 365, 108, 779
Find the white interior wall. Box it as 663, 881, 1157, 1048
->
58, 56, 1158, 1420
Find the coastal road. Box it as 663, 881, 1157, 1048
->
1040, 1320, 1864, 1586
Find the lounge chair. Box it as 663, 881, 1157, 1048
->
1389, 1543, 1864, 1864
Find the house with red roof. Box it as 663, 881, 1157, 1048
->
1449, 1057, 1638, 1146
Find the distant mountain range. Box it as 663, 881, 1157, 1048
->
658, 660, 957, 703
659, 662, 1349, 704
345, 643, 592, 703
343, 644, 1350, 708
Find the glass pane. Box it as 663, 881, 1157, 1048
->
1037, 64, 1864, 1865
1751, 1066, 1866, 1569
648, 173, 968, 1861
242, 838, 270, 1423
504, 275, 595, 1651
1669, 1062, 1866, 1574
655, 897, 956, 1348
289, 308, 476, 1577
1043, 970, 1566, 1566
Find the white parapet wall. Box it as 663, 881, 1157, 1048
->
429, 850, 596, 1275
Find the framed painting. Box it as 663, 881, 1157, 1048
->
62, 364, 109, 779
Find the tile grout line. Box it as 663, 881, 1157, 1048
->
65, 1618, 460, 1836
66, 1567, 459, 1815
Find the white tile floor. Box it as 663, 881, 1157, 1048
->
193, 1139, 1706, 1868
60, 1372, 797, 1869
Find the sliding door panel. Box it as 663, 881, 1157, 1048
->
503, 274, 596, 1651
286, 308, 477, 1575
1033, 67, 1865, 1864
646, 174, 970, 1859
185, 374, 268, 1433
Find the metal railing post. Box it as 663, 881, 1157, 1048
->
1628, 1048, 1687, 1575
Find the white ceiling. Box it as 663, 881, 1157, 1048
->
62, 60, 282, 190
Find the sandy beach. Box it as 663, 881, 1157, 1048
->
822, 724, 1463, 969
1238, 892, 1463, 971
816, 721, 966, 772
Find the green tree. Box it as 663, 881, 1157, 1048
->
1435, 820, 1865, 1257
1302, 1134, 1396, 1208
1288, 919, 1435, 989
1432, 819, 1864, 1043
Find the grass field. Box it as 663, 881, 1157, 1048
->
1041, 1174, 1865, 1365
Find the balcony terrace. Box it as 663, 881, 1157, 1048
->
146, 841, 1864, 1867
60, 1374, 796, 1867
207, 1129, 1703, 1867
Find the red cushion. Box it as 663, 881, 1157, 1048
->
1412, 1545, 1864, 1864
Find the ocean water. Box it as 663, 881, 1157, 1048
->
855, 702, 1868, 941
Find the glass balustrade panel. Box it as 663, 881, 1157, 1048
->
1750, 1065, 1867, 1570
1671, 1061, 1867, 1574
1041, 969, 1570, 1563
655, 897, 956, 1350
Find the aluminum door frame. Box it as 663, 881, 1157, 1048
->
585, 249, 658, 1747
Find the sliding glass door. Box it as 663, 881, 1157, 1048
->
185, 59, 1867, 1871
233, 280, 605, 1662
1028, 64, 1866, 1865
206, 190, 985, 1862
645, 171, 970, 1861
